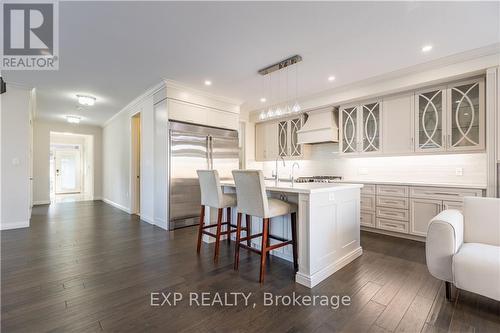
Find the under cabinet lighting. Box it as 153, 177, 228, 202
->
66, 115, 81, 124
77, 95, 96, 106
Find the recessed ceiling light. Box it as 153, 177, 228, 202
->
76, 95, 96, 106
328, 76, 336, 82
421, 45, 433, 53
66, 115, 81, 124
260, 97, 267, 103
204, 80, 212, 86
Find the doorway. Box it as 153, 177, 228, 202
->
50, 132, 94, 203
131, 113, 141, 215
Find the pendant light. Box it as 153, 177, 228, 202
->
292, 62, 301, 113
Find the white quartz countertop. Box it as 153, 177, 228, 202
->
221, 180, 363, 194
339, 179, 487, 189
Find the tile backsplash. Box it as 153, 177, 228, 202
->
255, 143, 487, 186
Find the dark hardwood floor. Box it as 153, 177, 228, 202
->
2, 201, 499, 332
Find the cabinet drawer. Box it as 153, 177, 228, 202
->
377, 218, 409, 233
443, 200, 463, 212
377, 185, 409, 197
361, 195, 376, 211
377, 196, 409, 209
360, 211, 376, 227
410, 186, 483, 201
377, 207, 409, 221
361, 184, 376, 195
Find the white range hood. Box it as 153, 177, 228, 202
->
297, 107, 339, 144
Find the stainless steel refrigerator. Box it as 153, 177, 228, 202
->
168, 121, 239, 229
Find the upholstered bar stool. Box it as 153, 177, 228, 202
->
232, 170, 298, 283
196, 170, 245, 262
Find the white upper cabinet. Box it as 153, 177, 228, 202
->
340, 101, 382, 154
415, 87, 447, 152
255, 115, 307, 161
415, 78, 485, 153
382, 94, 414, 154
340, 106, 358, 153
360, 102, 381, 153
446, 79, 485, 151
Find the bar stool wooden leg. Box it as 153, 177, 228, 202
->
234, 213, 242, 270
214, 208, 223, 262
196, 205, 205, 253
226, 207, 232, 244
246, 214, 251, 246
291, 212, 298, 272
259, 218, 270, 283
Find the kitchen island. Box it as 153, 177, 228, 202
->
221, 181, 363, 288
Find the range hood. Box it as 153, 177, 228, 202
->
297, 107, 339, 144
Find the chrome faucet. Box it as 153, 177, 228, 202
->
291, 162, 300, 184
273, 155, 286, 184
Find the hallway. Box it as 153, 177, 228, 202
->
1, 201, 499, 332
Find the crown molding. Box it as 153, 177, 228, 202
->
103, 81, 166, 127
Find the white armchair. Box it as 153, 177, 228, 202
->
426, 196, 500, 301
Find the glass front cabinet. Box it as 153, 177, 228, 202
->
340, 101, 382, 154
415, 78, 485, 152
277, 115, 305, 158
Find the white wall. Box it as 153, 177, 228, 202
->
33, 121, 102, 204
1, 85, 32, 229
103, 94, 156, 225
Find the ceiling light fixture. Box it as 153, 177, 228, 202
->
260, 97, 266, 103
328, 76, 336, 82
204, 80, 212, 86
66, 115, 81, 124
421, 45, 433, 53
77, 95, 96, 106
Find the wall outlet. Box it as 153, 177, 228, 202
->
358, 168, 368, 175
455, 168, 463, 176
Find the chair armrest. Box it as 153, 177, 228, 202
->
426, 209, 464, 282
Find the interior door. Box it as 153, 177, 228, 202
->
55, 149, 81, 194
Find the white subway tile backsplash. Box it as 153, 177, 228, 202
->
258, 144, 487, 186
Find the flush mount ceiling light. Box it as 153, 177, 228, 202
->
204, 80, 212, 86
77, 95, 96, 106
66, 115, 81, 124
328, 76, 336, 82
421, 45, 433, 53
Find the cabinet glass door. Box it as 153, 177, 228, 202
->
341, 107, 358, 153
448, 81, 483, 151
278, 120, 288, 157
361, 102, 380, 152
289, 117, 302, 157
416, 89, 445, 151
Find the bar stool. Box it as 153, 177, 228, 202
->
196, 170, 246, 262
232, 170, 298, 283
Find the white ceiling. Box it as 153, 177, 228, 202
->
4, 1, 500, 126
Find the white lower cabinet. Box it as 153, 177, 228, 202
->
409, 198, 442, 237
359, 182, 485, 239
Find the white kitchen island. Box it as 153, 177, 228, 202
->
221, 181, 363, 288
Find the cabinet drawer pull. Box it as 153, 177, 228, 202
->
431, 192, 459, 196
384, 223, 400, 228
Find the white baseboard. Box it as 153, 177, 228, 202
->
33, 200, 50, 205
1, 220, 30, 230
102, 198, 131, 214
140, 215, 154, 225
361, 226, 425, 242
295, 247, 363, 288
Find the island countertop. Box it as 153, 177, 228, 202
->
220, 180, 363, 194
